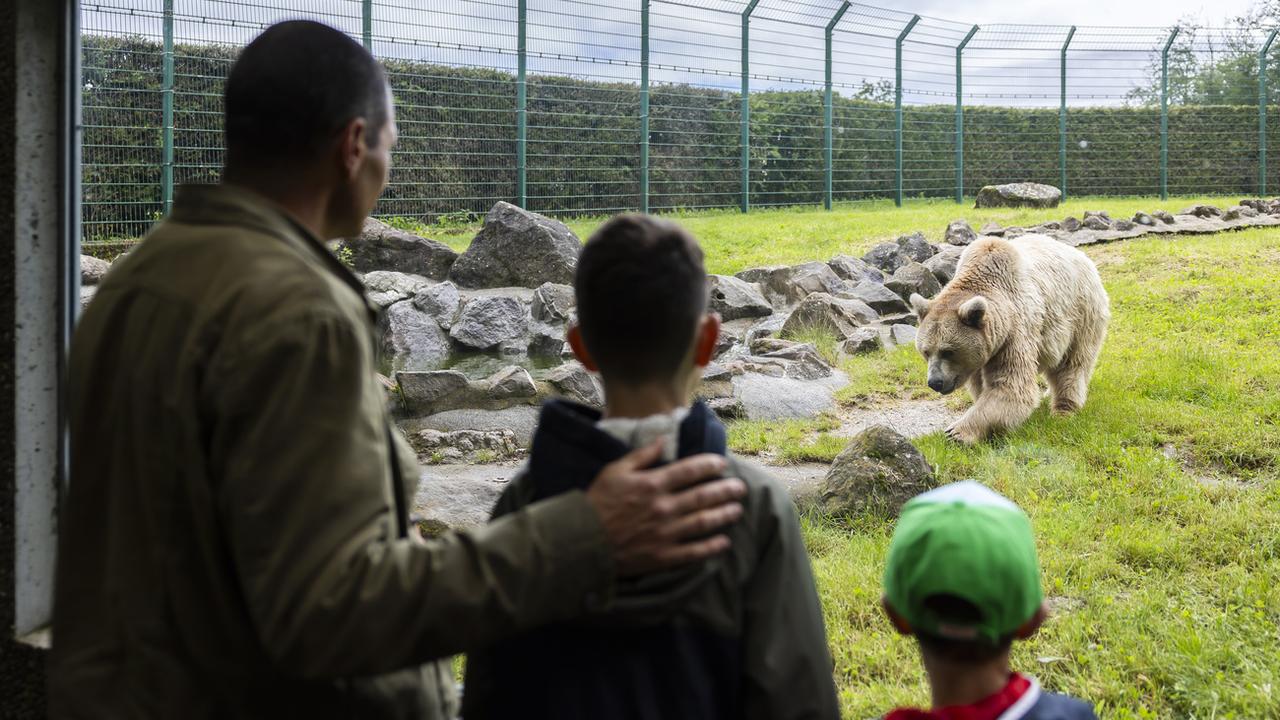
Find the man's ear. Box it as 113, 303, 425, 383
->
881, 596, 914, 637
566, 324, 599, 373
336, 116, 370, 181
692, 313, 722, 367
1014, 601, 1049, 640
909, 293, 932, 320
958, 295, 988, 329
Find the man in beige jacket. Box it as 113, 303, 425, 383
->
48, 21, 746, 718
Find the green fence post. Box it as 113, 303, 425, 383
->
1059, 26, 1075, 201
955, 24, 978, 205
361, 0, 372, 50
894, 15, 920, 207
1160, 27, 1178, 201
1260, 28, 1278, 196
640, 0, 650, 213
516, 0, 527, 208
824, 2, 851, 211
740, 0, 760, 213
161, 0, 174, 215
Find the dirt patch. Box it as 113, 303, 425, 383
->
831, 397, 962, 439
1159, 443, 1252, 489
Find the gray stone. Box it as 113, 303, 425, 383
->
706, 397, 747, 420
974, 182, 1062, 209
923, 245, 963, 285
744, 314, 788, 346
1111, 219, 1135, 231
841, 280, 910, 316
487, 366, 537, 401
339, 217, 457, 279
411, 428, 520, 461
708, 274, 773, 320
1004, 227, 1027, 239
979, 222, 1004, 236
1180, 204, 1222, 218
731, 372, 843, 421
747, 262, 844, 305
818, 425, 936, 519
828, 255, 884, 284
885, 261, 942, 301
1133, 212, 1156, 226
383, 300, 451, 371
889, 324, 917, 346
777, 346, 833, 381
1082, 215, 1111, 231
365, 271, 432, 309
412, 281, 462, 329
531, 282, 576, 323
450, 201, 581, 288
81, 254, 111, 285
1221, 206, 1243, 221
1235, 204, 1260, 218
545, 363, 604, 406
840, 327, 883, 355
412, 463, 515, 535
896, 232, 937, 263
733, 265, 782, 284
1153, 209, 1177, 224
407, 406, 541, 447
1083, 210, 1111, 221
397, 370, 471, 415
780, 292, 877, 341
863, 242, 909, 273
528, 322, 567, 357
1061, 216, 1082, 232
944, 219, 977, 246
1036, 221, 1062, 231
450, 296, 528, 350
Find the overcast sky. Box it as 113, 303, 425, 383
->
903, 0, 1255, 27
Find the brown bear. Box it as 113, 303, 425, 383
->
909, 233, 1110, 444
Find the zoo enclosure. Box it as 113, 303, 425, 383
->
82, 1, 1280, 241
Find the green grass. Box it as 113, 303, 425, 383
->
729, 226, 1280, 718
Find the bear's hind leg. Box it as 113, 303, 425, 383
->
1047, 339, 1103, 415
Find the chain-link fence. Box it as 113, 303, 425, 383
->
81, 0, 1280, 243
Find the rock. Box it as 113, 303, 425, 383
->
885, 261, 942, 301
889, 324, 917, 346
1133, 212, 1156, 226
1036, 221, 1062, 231
781, 348, 834, 381
397, 370, 471, 415
732, 372, 843, 421
974, 182, 1062, 209
923, 245, 963, 285
530, 282, 575, 323
1180, 204, 1221, 218
744, 314, 788, 346
1082, 215, 1111, 231
1083, 210, 1111, 221
449, 201, 581, 288
750, 337, 804, 356
840, 327, 883, 355
944, 219, 977, 246
895, 232, 937, 263
408, 406, 541, 447
81, 255, 111, 285
412, 281, 462, 329
1221, 206, 1243, 221
545, 363, 603, 406
708, 275, 773, 320
817, 425, 936, 519
450, 296, 528, 350
528, 322, 567, 357
1234, 204, 1260, 218
979, 222, 1004, 236
411, 428, 520, 461
1152, 209, 1177, 224
364, 271, 431, 309
840, 280, 910, 316
733, 266, 780, 284
781, 292, 877, 341
383, 300, 451, 370
487, 366, 537, 401
828, 255, 884, 284
745, 262, 844, 305
1061, 216, 1081, 232
1111, 219, 1136, 231
338, 218, 458, 279
1004, 227, 1027, 239
863, 242, 909, 273
705, 397, 747, 420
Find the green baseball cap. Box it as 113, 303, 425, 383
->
883, 481, 1043, 645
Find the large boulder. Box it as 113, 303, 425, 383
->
923, 245, 963, 285
863, 242, 909, 274
340, 218, 457, 279
363, 271, 431, 309
396, 370, 472, 415
731, 372, 842, 421
840, 326, 883, 355
739, 262, 844, 305
828, 255, 884, 284
708, 275, 773, 321
530, 282, 576, 323
780, 292, 876, 340
944, 220, 977, 246
450, 202, 581, 288
840, 280, 909, 316
81, 255, 111, 285
896, 232, 937, 263
545, 363, 603, 406
818, 425, 936, 519
974, 182, 1062, 209
449, 296, 529, 350
413, 281, 462, 329
885, 261, 942, 300
486, 366, 538, 402
383, 300, 450, 371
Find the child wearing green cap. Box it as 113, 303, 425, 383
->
880, 481, 1098, 720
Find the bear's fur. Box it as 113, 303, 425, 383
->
909, 233, 1109, 444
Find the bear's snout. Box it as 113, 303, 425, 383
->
928, 376, 956, 395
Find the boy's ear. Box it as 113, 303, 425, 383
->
692, 313, 722, 367
881, 596, 914, 636
1014, 601, 1049, 640
566, 325, 599, 373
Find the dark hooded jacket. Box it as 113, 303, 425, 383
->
462, 400, 840, 720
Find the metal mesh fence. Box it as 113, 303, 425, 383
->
81, 0, 1280, 243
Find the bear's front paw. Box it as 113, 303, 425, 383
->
945, 421, 983, 445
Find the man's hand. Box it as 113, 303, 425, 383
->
585, 440, 746, 577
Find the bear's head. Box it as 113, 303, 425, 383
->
909, 292, 992, 395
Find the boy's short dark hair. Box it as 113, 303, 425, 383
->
224, 21, 389, 170
574, 214, 708, 384
915, 594, 1013, 664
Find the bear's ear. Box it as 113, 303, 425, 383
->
909, 293, 932, 319
958, 295, 988, 328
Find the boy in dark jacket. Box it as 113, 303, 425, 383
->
881, 481, 1098, 720
462, 214, 840, 720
